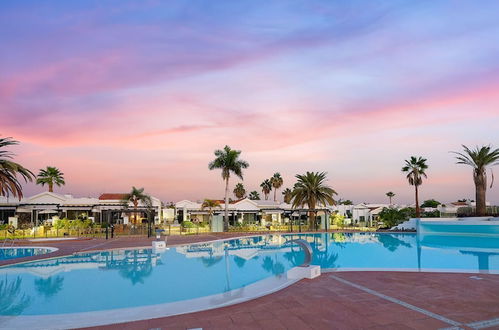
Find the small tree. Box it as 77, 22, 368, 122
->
420, 199, 441, 208
233, 183, 246, 199
201, 199, 221, 227
386, 192, 395, 205
36, 166, 65, 192
248, 191, 260, 200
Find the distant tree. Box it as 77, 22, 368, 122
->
270, 172, 283, 201
233, 183, 246, 199
36, 166, 65, 192
379, 207, 409, 228
386, 192, 395, 205
452, 145, 499, 216
0, 137, 34, 200
402, 156, 428, 218
209, 145, 249, 231
248, 191, 260, 200
338, 199, 353, 205
420, 199, 441, 208
260, 179, 272, 200
201, 199, 221, 227
122, 187, 152, 224
282, 188, 292, 204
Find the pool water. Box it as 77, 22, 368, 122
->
0, 247, 56, 261
0, 233, 498, 317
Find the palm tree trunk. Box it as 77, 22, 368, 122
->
389, 196, 392, 204
273, 189, 276, 202
49, 183, 53, 192
475, 171, 487, 216
224, 178, 229, 231
415, 185, 420, 218
308, 202, 316, 230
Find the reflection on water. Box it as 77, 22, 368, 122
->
377, 234, 412, 252
35, 276, 64, 298
261, 256, 285, 276
0, 248, 53, 261
0, 277, 31, 315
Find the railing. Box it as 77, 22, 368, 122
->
0, 222, 378, 241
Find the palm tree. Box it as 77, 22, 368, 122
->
201, 199, 221, 227
260, 179, 272, 200
270, 172, 283, 201
248, 191, 260, 200
122, 186, 152, 224
402, 156, 428, 218
208, 145, 249, 231
291, 171, 337, 230
36, 166, 65, 192
0, 137, 34, 200
282, 188, 292, 204
452, 145, 499, 216
233, 183, 246, 199
386, 191, 395, 205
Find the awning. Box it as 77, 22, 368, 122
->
16, 208, 31, 213
38, 209, 58, 214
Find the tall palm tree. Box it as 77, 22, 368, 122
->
233, 183, 246, 199
291, 171, 337, 230
248, 191, 260, 200
201, 199, 221, 227
452, 145, 499, 216
386, 191, 395, 205
260, 179, 272, 200
122, 186, 152, 224
208, 145, 249, 231
36, 166, 65, 192
282, 188, 293, 204
0, 137, 34, 200
402, 156, 428, 218
270, 172, 283, 201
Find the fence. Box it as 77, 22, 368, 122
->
0, 222, 377, 241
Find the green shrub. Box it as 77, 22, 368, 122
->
331, 213, 345, 228
181, 221, 195, 228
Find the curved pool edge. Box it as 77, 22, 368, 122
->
0, 273, 299, 330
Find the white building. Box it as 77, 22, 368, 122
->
174, 198, 331, 227
0, 191, 163, 226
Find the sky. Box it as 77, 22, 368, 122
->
1, 0, 499, 204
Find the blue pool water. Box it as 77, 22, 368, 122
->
0, 247, 55, 261
0, 232, 498, 316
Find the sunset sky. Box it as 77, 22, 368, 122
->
2, 0, 499, 204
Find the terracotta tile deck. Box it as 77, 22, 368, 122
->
2, 234, 499, 329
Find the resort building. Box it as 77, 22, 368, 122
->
174, 198, 330, 227
0, 192, 163, 227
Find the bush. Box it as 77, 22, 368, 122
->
331, 213, 345, 228
379, 208, 409, 228
181, 221, 195, 228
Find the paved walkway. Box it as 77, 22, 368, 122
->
2, 233, 498, 329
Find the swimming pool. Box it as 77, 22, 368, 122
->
0, 232, 497, 329
0, 247, 57, 261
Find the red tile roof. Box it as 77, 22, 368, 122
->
99, 193, 127, 200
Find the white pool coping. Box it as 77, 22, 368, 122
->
28, 237, 79, 242
0, 273, 299, 330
